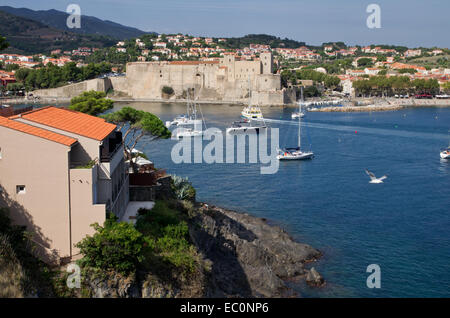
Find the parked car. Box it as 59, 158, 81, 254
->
415, 93, 433, 99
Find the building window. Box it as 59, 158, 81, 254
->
16, 185, 26, 194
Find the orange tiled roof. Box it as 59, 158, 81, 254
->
169, 61, 219, 65
16, 106, 116, 141
0, 116, 77, 147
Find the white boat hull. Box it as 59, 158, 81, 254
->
241, 113, 263, 120
440, 151, 450, 159
277, 151, 314, 160
226, 126, 267, 134
291, 112, 305, 119
174, 130, 204, 138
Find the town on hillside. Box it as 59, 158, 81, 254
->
1, 33, 449, 101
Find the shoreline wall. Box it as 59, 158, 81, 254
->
32, 78, 112, 99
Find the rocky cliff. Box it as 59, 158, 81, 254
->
84, 202, 323, 298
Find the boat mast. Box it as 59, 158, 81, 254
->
248, 76, 251, 107
298, 86, 303, 149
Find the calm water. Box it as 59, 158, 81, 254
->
25, 102, 450, 297
117, 102, 449, 298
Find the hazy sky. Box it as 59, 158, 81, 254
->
2, 0, 449, 48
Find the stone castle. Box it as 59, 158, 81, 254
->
110, 52, 296, 105
33, 52, 296, 105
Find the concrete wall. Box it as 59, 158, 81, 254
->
0, 125, 72, 262
69, 166, 106, 255
33, 78, 111, 98
15, 118, 102, 165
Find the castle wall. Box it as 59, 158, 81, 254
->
31, 52, 294, 105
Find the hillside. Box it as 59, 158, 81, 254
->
223, 34, 306, 49
0, 10, 116, 55
0, 6, 149, 40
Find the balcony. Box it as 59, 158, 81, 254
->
100, 131, 123, 163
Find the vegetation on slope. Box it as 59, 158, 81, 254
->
0, 6, 149, 40
0, 10, 115, 55
0, 208, 54, 297
13, 62, 112, 90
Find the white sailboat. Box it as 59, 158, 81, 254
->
441, 132, 450, 159
277, 87, 314, 161
172, 89, 206, 139
166, 89, 201, 128
441, 148, 450, 159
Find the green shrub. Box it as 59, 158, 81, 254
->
136, 201, 197, 273
162, 86, 174, 95
171, 175, 196, 201
74, 160, 96, 169
76, 217, 149, 275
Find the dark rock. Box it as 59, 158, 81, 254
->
191, 205, 323, 297
305, 267, 325, 287
85, 271, 140, 298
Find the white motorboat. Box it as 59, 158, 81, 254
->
241, 105, 264, 120
241, 78, 264, 120
291, 112, 305, 119
226, 120, 267, 134
277, 87, 314, 161
440, 147, 450, 159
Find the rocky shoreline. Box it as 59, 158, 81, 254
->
192, 203, 324, 297
83, 201, 324, 298
3, 96, 450, 112
308, 98, 450, 112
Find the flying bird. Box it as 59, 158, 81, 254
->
365, 169, 388, 184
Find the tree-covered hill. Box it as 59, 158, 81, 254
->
0, 6, 150, 40
0, 10, 116, 55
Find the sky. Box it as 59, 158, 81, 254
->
2, 0, 449, 48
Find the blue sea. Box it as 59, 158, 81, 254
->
21, 102, 450, 297
119, 102, 449, 298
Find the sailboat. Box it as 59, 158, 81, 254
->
277, 87, 314, 161
172, 88, 206, 138
241, 78, 264, 120
166, 89, 201, 128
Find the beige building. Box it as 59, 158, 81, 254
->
0, 107, 129, 263
111, 52, 296, 105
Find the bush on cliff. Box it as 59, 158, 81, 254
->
76, 216, 149, 275
171, 175, 196, 202
136, 201, 198, 274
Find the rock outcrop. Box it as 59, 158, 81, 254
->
82, 202, 324, 298
191, 204, 323, 297
306, 267, 325, 287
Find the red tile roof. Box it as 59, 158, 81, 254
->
15, 106, 116, 141
0, 116, 77, 146
169, 61, 219, 65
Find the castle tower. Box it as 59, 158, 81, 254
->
260, 52, 273, 74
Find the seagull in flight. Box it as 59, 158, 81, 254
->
365, 169, 388, 184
